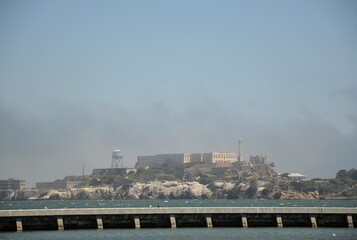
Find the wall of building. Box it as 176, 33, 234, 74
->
211, 152, 236, 164
92, 168, 137, 175
136, 154, 186, 168
136, 152, 237, 167
249, 155, 268, 164
0, 179, 25, 191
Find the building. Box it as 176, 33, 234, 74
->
287, 173, 307, 182
92, 168, 137, 175
249, 155, 268, 164
202, 152, 237, 164
36, 180, 80, 189
0, 178, 25, 191
135, 152, 237, 168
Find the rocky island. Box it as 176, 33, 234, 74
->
1, 160, 356, 201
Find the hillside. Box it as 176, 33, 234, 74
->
1, 164, 356, 201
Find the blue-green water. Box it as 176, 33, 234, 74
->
1, 199, 357, 210
1, 228, 356, 240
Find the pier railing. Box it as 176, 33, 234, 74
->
0, 207, 356, 231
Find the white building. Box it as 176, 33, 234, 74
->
135, 152, 237, 168
287, 173, 307, 181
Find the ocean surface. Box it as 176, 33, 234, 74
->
1, 199, 356, 239
1, 199, 357, 210
1, 227, 356, 240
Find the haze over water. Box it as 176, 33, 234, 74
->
1, 0, 357, 187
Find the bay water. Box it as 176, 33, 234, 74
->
1, 228, 356, 240
1, 199, 357, 210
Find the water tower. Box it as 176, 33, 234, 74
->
111, 149, 124, 168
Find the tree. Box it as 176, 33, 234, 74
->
350, 169, 357, 180
245, 187, 257, 198
336, 170, 348, 179
90, 178, 102, 186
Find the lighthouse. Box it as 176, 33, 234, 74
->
238, 138, 244, 162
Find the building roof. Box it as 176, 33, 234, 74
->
288, 173, 307, 178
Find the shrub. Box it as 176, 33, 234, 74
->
199, 177, 216, 185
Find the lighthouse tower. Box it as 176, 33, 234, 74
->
238, 138, 244, 162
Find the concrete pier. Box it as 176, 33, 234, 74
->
241, 215, 248, 228
310, 216, 317, 228
0, 207, 355, 231
206, 216, 213, 228
347, 215, 354, 228
134, 216, 141, 229
16, 218, 22, 232
96, 216, 103, 230
57, 217, 64, 231
276, 215, 283, 228
170, 215, 177, 228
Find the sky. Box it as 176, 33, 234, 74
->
0, 0, 356, 187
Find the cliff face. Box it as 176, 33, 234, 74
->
0, 180, 323, 201
116, 181, 212, 199
1, 181, 212, 201
2, 168, 356, 201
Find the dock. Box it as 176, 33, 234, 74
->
0, 207, 356, 231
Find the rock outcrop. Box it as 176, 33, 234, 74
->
0, 181, 212, 200
2, 168, 356, 200
0, 181, 326, 201
116, 181, 212, 199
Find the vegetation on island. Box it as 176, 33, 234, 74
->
65, 164, 357, 200
1, 161, 357, 200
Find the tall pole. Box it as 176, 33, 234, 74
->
239, 138, 243, 162
82, 160, 85, 177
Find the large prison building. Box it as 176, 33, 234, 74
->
135, 152, 237, 168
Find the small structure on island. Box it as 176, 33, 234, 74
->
135, 152, 237, 168
238, 138, 244, 162
111, 149, 124, 168
92, 149, 137, 176
287, 173, 307, 182
0, 178, 25, 191
249, 155, 268, 164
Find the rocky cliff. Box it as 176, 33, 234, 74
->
2, 167, 356, 201
0, 181, 213, 201
0, 180, 329, 201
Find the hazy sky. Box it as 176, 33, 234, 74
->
1, 0, 356, 187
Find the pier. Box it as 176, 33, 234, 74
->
0, 207, 356, 231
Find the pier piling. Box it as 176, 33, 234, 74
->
241, 215, 248, 228
170, 215, 177, 228
16, 218, 22, 232
276, 215, 283, 228
57, 217, 64, 231
96, 216, 103, 230
206, 216, 213, 228
347, 215, 354, 228
310, 216, 317, 228
134, 216, 141, 229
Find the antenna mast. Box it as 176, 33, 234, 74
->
238, 138, 244, 162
